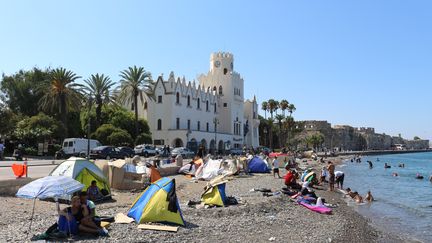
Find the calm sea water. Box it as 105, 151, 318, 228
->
338, 152, 432, 242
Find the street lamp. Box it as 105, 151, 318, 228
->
213, 117, 219, 155
87, 94, 93, 159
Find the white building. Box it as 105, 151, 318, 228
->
130, 52, 260, 153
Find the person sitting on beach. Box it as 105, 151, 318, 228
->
57, 196, 108, 236
335, 170, 345, 189
327, 161, 335, 192
365, 191, 374, 202
284, 167, 301, 190
300, 181, 318, 199
146, 161, 161, 183
87, 181, 103, 202
272, 156, 281, 178
79, 191, 96, 218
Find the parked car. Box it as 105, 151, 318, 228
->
118, 146, 135, 158
58, 138, 102, 158
134, 144, 157, 157
89, 146, 127, 160
171, 147, 195, 158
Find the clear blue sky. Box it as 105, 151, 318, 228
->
1, 0, 431, 141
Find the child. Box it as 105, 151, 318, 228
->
272, 157, 281, 178
87, 180, 102, 201
320, 166, 328, 184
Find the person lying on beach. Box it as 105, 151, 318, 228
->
57, 196, 108, 236
365, 191, 374, 202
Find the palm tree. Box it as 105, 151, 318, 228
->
39, 68, 83, 136
117, 66, 153, 139
84, 74, 115, 128
275, 114, 285, 148
279, 99, 289, 117
287, 103, 296, 117
261, 101, 268, 119
267, 99, 278, 119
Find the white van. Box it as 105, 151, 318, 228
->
62, 138, 102, 157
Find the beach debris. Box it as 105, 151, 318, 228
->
114, 213, 134, 224
269, 237, 276, 241
138, 224, 179, 232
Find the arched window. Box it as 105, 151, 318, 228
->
197, 98, 200, 109
219, 86, 223, 95
224, 68, 228, 75
144, 101, 148, 110
187, 95, 191, 106
206, 101, 209, 111
176, 92, 180, 104
157, 119, 162, 130
213, 86, 217, 92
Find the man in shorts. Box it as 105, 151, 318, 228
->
272, 156, 281, 178
327, 161, 335, 191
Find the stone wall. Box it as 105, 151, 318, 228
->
405, 140, 430, 150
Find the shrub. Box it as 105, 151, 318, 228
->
108, 130, 133, 146
135, 133, 152, 145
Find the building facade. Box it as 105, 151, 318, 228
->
128, 52, 260, 153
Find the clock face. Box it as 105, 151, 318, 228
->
214, 60, 221, 68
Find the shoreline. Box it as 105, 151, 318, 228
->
319, 149, 432, 157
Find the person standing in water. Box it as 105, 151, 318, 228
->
367, 161, 373, 169
327, 161, 335, 192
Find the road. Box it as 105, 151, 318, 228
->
0, 159, 62, 167
0, 164, 57, 180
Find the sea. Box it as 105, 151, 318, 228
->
338, 152, 432, 242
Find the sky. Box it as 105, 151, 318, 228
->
1, 0, 431, 141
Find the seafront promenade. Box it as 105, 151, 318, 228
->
319, 148, 432, 157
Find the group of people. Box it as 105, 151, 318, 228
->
56, 189, 108, 237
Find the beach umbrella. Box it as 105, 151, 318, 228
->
16, 176, 84, 200
16, 176, 84, 239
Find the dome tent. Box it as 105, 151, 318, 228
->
247, 156, 270, 173
49, 157, 111, 196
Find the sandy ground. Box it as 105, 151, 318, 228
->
0, 156, 412, 243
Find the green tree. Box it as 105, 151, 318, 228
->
275, 114, 285, 148
287, 103, 296, 117
92, 124, 125, 145
267, 99, 279, 119
14, 113, 65, 146
39, 68, 83, 136
0, 105, 22, 139
279, 99, 289, 117
84, 73, 115, 128
108, 130, 133, 146
261, 101, 268, 119
1, 68, 49, 116
117, 66, 153, 140
135, 133, 152, 145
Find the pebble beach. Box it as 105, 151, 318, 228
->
0, 156, 414, 243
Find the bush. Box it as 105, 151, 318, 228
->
23, 147, 38, 156
108, 130, 133, 146
91, 124, 119, 145
48, 144, 62, 156
135, 133, 152, 145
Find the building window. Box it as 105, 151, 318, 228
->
224, 68, 228, 75
197, 121, 200, 131
219, 86, 223, 95
157, 95, 162, 103
176, 92, 180, 104
206, 122, 209, 132
206, 101, 209, 111
187, 95, 190, 106
144, 102, 148, 110
214, 104, 217, 113
213, 86, 217, 92
197, 98, 200, 109
176, 118, 180, 129
157, 119, 162, 130
187, 120, 191, 130
223, 103, 227, 107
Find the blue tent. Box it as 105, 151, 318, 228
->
248, 156, 270, 173
128, 177, 185, 226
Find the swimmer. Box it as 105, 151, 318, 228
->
353, 191, 363, 203
367, 160, 373, 169
365, 191, 374, 202
384, 163, 391, 169
415, 173, 424, 179
392, 172, 398, 177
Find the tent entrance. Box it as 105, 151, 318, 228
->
76, 168, 110, 193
